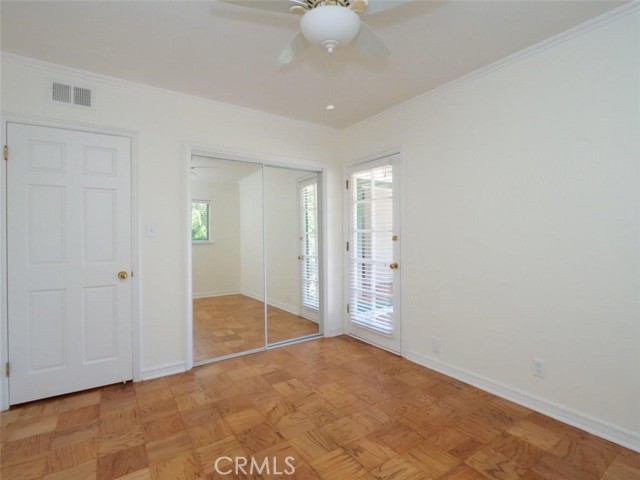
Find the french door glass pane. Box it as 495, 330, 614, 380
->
350, 164, 394, 334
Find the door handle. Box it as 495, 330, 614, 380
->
298, 255, 304, 260
118, 271, 129, 280
389, 263, 399, 270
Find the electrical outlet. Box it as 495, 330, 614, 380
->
432, 337, 441, 354
532, 359, 545, 378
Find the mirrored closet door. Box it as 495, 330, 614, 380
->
191, 156, 322, 365
264, 166, 321, 345
191, 157, 265, 363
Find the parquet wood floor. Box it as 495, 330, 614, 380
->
1, 336, 638, 480
193, 295, 319, 362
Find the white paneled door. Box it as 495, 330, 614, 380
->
347, 154, 401, 353
7, 123, 133, 404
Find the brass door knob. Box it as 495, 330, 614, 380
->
389, 263, 399, 270
118, 271, 128, 280
298, 255, 305, 260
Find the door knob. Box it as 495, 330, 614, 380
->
298, 255, 304, 260
118, 271, 128, 280
389, 263, 399, 270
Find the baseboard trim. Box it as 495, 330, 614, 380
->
241, 290, 301, 317
192, 290, 240, 299
140, 361, 187, 381
267, 298, 301, 317
241, 290, 264, 303
405, 350, 640, 453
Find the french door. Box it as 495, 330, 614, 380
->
298, 176, 320, 322
7, 123, 133, 404
347, 154, 401, 353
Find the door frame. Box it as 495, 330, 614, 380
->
184, 143, 326, 369
0, 114, 141, 410
343, 147, 405, 356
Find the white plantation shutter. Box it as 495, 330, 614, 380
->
349, 162, 394, 334
299, 179, 319, 311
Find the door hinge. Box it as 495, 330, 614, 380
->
3, 145, 8, 161
346, 304, 350, 314
346, 241, 349, 252
5, 362, 9, 377
346, 179, 349, 189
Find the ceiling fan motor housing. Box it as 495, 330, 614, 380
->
300, 5, 361, 52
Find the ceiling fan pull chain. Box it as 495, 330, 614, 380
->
325, 47, 335, 111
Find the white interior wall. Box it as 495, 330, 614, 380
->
338, 10, 640, 442
191, 180, 241, 297
0, 55, 341, 386
264, 167, 305, 314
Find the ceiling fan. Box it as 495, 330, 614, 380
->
221, 0, 410, 64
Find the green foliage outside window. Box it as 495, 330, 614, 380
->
192, 201, 209, 242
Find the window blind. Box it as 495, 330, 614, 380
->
299, 181, 319, 311
349, 164, 394, 334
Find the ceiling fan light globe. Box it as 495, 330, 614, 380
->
300, 5, 361, 50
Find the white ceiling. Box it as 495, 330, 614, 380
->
0, 1, 626, 128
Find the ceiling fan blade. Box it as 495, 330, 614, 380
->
352, 22, 390, 59
363, 0, 411, 15
219, 0, 305, 15
279, 31, 310, 64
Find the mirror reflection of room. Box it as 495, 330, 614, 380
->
264, 166, 320, 345
191, 157, 321, 364
191, 157, 265, 362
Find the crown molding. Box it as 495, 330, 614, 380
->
0, 52, 340, 135
342, 1, 640, 135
